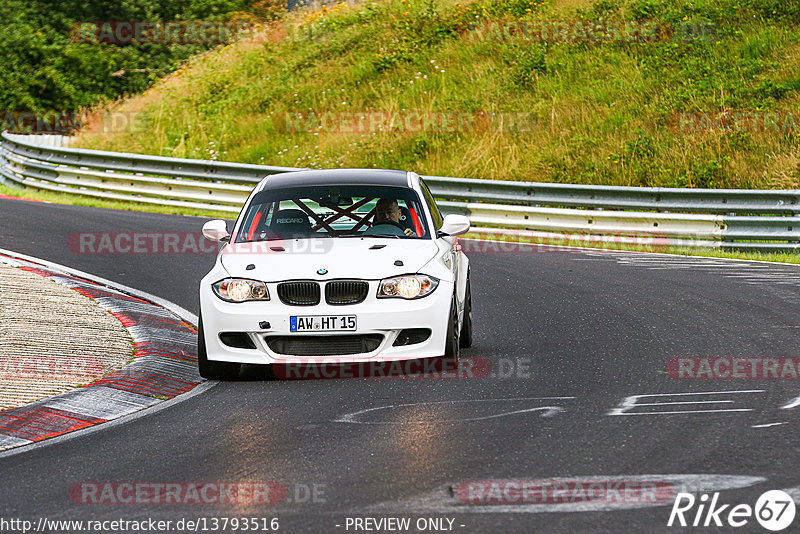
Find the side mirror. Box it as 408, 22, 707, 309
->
202, 219, 231, 242
438, 214, 470, 237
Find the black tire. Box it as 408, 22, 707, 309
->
459, 274, 473, 348
444, 296, 460, 365
197, 314, 241, 380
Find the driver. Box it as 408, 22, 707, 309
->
374, 199, 414, 236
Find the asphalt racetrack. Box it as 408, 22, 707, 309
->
1, 197, 799, 533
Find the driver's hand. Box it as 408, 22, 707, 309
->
404, 228, 414, 236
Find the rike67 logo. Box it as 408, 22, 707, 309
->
668, 490, 796, 531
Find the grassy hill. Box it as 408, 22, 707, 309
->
73, 0, 800, 189
0, 0, 279, 114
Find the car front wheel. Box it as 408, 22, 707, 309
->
444, 296, 460, 365
459, 273, 473, 348
197, 314, 241, 380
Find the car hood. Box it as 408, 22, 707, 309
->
219, 238, 441, 281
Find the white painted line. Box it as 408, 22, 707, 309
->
359, 474, 767, 514
463, 235, 800, 268
0, 380, 216, 460
0, 435, 32, 449
615, 390, 764, 396
608, 390, 764, 416
613, 409, 753, 416
781, 395, 800, 410
633, 401, 735, 406
127, 325, 197, 345
43, 387, 160, 420
752, 422, 787, 428
781, 486, 800, 501
335, 397, 575, 424
0, 247, 216, 457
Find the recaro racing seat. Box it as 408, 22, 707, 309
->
270, 208, 313, 239
397, 206, 416, 234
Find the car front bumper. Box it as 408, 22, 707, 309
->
200, 279, 453, 365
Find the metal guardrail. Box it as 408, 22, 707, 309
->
426, 176, 800, 215
1, 132, 798, 252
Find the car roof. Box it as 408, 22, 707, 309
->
258, 169, 414, 191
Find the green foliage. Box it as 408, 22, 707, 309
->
0, 0, 278, 116
70, 0, 800, 190
504, 44, 547, 88
591, 0, 623, 17
628, 0, 662, 20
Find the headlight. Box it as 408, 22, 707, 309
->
212, 278, 270, 302
377, 275, 438, 299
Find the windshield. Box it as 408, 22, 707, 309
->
234, 185, 430, 243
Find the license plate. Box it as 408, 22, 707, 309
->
290, 315, 357, 332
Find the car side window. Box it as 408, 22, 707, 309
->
420, 181, 443, 229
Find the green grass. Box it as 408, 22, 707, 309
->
4, 0, 798, 263
664, 246, 799, 264
70, 0, 800, 189
2, 181, 796, 263
0, 183, 235, 220
463, 231, 800, 263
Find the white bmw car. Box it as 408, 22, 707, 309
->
198, 169, 472, 379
